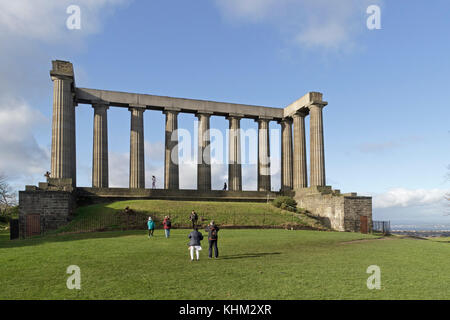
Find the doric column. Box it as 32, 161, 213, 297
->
309, 102, 327, 187
164, 108, 180, 190
280, 118, 293, 191
227, 114, 242, 191
293, 110, 308, 189
197, 112, 212, 191
50, 60, 76, 186
129, 106, 145, 189
92, 103, 109, 188
256, 117, 271, 192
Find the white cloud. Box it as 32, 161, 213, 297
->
108, 151, 129, 188
215, 0, 286, 22
373, 188, 448, 209
0, 98, 49, 181
214, 0, 382, 50
0, 0, 130, 42
0, 0, 130, 189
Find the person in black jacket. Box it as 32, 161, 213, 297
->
189, 210, 198, 229
205, 220, 220, 259
188, 228, 204, 261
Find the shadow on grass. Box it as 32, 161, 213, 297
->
220, 252, 281, 260
0, 229, 149, 249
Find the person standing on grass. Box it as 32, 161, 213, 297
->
163, 216, 172, 238
189, 210, 198, 229
147, 217, 155, 238
188, 227, 204, 261
205, 220, 220, 259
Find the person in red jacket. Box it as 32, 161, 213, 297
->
162, 216, 172, 238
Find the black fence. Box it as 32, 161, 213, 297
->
372, 220, 391, 234
10, 219, 19, 240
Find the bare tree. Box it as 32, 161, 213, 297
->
0, 174, 17, 216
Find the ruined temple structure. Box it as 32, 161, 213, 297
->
18, 60, 372, 237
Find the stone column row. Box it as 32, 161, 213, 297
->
280, 102, 327, 191
85, 103, 325, 191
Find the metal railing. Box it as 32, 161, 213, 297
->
372, 220, 391, 235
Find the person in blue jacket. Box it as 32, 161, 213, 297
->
147, 217, 155, 238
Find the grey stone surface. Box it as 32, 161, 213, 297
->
197, 112, 212, 191
309, 103, 327, 187
293, 111, 308, 189
227, 115, 242, 191
293, 187, 372, 232
18, 178, 75, 238
76, 88, 284, 120
164, 109, 179, 190
50, 60, 76, 186
280, 118, 293, 190
129, 107, 145, 188
92, 103, 109, 188
256, 118, 271, 191
77, 187, 279, 204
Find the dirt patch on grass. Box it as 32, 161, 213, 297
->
340, 236, 394, 244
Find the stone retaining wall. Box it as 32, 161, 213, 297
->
293, 187, 372, 232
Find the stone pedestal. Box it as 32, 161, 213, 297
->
256, 118, 271, 191
280, 118, 293, 190
92, 103, 109, 188
227, 115, 242, 191
50, 60, 76, 186
129, 107, 145, 189
164, 109, 179, 190
293, 111, 308, 189
197, 112, 212, 191
309, 103, 327, 187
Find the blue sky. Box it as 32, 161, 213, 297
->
0, 0, 449, 225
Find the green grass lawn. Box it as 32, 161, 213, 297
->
1, 228, 449, 299
55, 200, 323, 234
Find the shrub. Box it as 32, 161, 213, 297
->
272, 196, 297, 210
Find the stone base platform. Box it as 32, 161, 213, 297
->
18, 179, 372, 237
76, 187, 280, 205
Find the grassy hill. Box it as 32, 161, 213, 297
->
1, 228, 450, 299
54, 200, 325, 234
